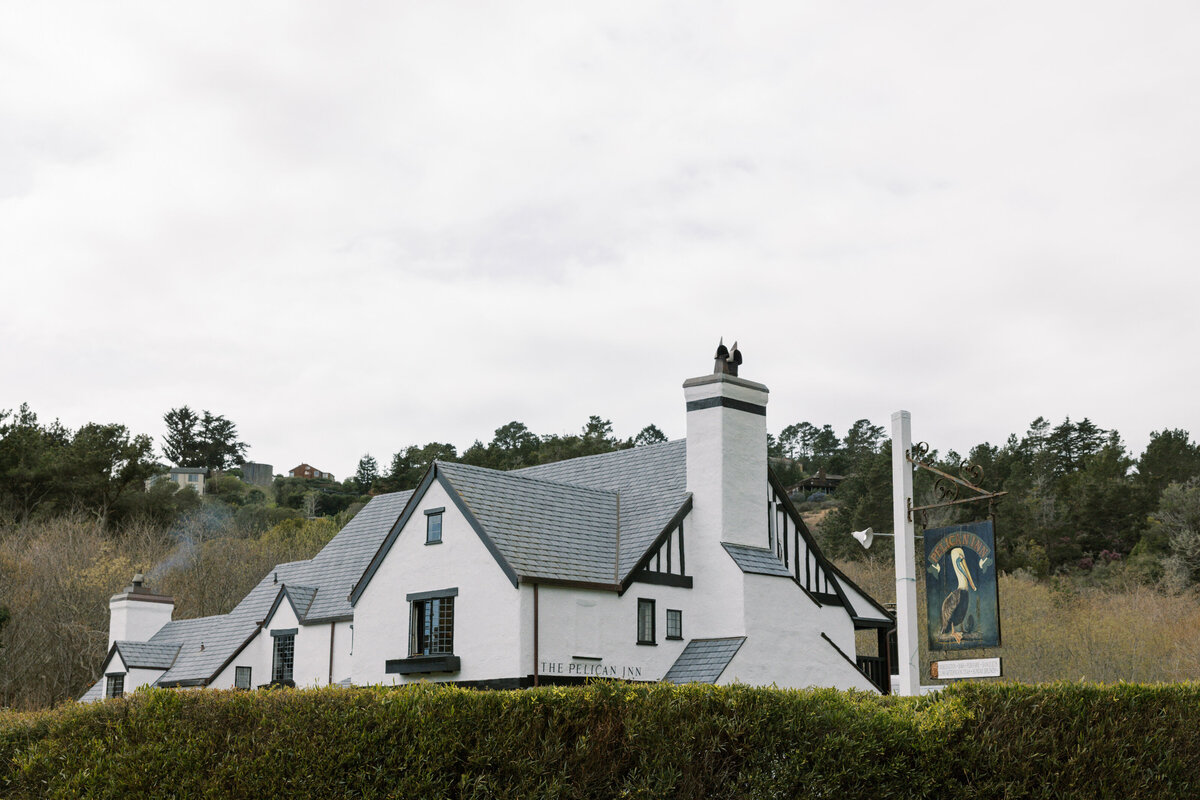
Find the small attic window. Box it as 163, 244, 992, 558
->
425, 507, 444, 544
106, 673, 125, 699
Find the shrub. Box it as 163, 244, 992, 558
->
4, 682, 1198, 799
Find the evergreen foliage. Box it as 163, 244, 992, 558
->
3, 682, 1199, 799
161, 406, 248, 472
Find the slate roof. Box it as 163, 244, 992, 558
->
662, 637, 746, 684
114, 641, 181, 670
721, 542, 793, 577
431, 441, 692, 584
438, 462, 619, 583
283, 585, 318, 620
147, 490, 413, 687
513, 440, 690, 578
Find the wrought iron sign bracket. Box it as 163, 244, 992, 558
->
905, 441, 1007, 525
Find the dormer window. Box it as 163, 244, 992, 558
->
425, 508, 444, 544
106, 673, 124, 699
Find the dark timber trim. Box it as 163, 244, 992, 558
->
437, 469, 521, 588
350, 463, 521, 606
270, 628, 298, 637
629, 570, 693, 588
519, 576, 621, 592
386, 655, 461, 675
350, 466, 440, 605
406, 586, 458, 602
820, 631, 877, 689
619, 495, 693, 593
685, 396, 767, 416
774, 466, 893, 626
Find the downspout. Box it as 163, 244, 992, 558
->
329, 623, 336, 686
533, 583, 539, 687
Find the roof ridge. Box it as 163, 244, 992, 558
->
436, 459, 618, 499
513, 438, 685, 474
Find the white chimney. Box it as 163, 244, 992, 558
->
684, 340, 770, 549
109, 573, 174, 648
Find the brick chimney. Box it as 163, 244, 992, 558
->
684, 340, 770, 549
108, 574, 174, 648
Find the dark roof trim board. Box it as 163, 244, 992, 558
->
767, 469, 854, 612
98, 641, 182, 674
819, 631, 868, 677
436, 467, 520, 588
350, 463, 520, 606
618, 495, 693, 594
518, 576, 621, 592
350, 466, 439, 605
156, 623, 263, 689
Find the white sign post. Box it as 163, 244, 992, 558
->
891, 410, 920, 697
931, 657, 1002, 680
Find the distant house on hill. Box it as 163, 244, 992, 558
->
791, 468, 846, 497
146, 467, 207, 495
85, 344, 893, 702
289, 463, 334, 481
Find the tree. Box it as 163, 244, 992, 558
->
161, 406, 201, 467
1137, 429, 1200, 501
381, 442, 458, 491
487, 421, 541, 469
62, 423, 158, 525
810, 425, 841, 471
198, 412, 248, 471
0, 404, 70, 521
842, 419, 886, 467
355, 454, 380, 492
1150, 479, 1200, 588
161, 407, 248, 471
778, 422, 817, 461
632, 424, 667, 447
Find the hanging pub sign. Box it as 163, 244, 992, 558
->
923, 520, 1001, 651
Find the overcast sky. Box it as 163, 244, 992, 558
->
3, 2, 1199, 479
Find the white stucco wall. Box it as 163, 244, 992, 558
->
721, 574, 877, 692
683, 374, 770, 551
101, 652, 164, 696
531, 582, 699, 682
330, 620, 352, 684
125, 667, 166, 693
351, 479, 524, 685
109, 596, 174, 648
210, 599, 339, 689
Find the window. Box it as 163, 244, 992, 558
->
637, 598, 656, 645
235, 666, 252, 690
425, 508, 444, 544
666, 609, 682, 640
106, 673, 124, 699
187, 473, 199, 482
410, 595, 454, 655
272, 632, 295, 683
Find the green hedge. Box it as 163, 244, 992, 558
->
2, 681, 1198, 799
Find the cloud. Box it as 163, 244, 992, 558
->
2, 1, 1199, 474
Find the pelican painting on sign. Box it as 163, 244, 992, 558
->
923, 521, 1001, 651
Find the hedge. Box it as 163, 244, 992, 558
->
2, 681, 1198, 799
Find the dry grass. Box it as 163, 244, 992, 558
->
839, 557, 1200, 684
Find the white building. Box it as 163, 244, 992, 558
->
145, 467, 206, 495
85, 344, 893, 701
